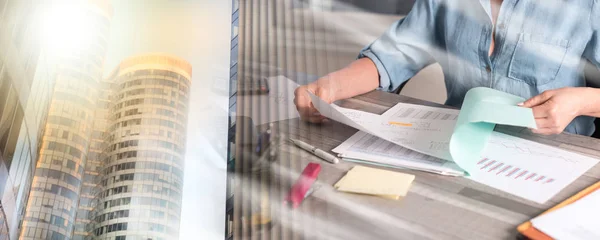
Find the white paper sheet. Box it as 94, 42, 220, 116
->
379, 102, 459, 160
531, 189, 600, 239
310, 92, 453, 160
469, 132, 599, 203
239, 76, 300, 125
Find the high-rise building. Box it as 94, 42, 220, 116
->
0, 1, 58, 240
19, 1, 112, 239
92, 54, 190, 240
74, 79, 112, 240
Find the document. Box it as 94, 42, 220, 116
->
239, 76, 300, 125
531, 189, 600, 239
310, 92, 452, 160
312, 87, 599, 203
334, 165, 415, 200
332, 131, 465, 176
470, 132, 599, 203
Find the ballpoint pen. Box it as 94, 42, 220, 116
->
289, 138, 340, 164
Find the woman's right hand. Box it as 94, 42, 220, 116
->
293, 82, 334, 123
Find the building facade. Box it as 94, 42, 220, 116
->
225, 0, 239, 239
0, 1, 57, 240
92, 54, 190, 240
19, 1, 112, 239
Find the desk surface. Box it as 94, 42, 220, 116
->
233, 90, 600, 240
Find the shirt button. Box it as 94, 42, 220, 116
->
485, 66, 491, 73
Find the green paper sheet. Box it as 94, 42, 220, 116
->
449, 87, 537, 174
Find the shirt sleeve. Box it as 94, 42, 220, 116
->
358, 0, 440, 92
584, 0, 600, 70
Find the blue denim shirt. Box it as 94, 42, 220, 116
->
359, 0, 600, 136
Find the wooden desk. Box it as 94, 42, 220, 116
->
232, 90, 600, 240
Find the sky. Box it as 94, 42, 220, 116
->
104, 0, 231, 239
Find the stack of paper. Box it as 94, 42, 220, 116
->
332, 104, 466, 176
334, 166, 415, 200
309, 87, 600, 203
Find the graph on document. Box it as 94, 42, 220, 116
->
390, 105, 458, 121
347, 133, 447, 165
467, 132, 599, 203
476, 158, 555, 184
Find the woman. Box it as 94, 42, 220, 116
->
294, 0, 600, 135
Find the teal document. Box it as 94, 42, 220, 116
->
449, 87, 537, 174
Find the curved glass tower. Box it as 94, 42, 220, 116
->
93, 54, 190, 240
20, 1, 112, 239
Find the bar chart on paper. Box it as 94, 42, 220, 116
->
476, 158, 555, 184
468, 132, 599, 204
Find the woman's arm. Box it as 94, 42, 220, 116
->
293, 58, 379, 123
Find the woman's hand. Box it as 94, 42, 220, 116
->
293, 81, 335, 123
519, 87, 596, 135
293, 57, 380, 123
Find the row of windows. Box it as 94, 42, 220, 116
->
95, 210, 129, 222
107, 150, 183, 167
105, 160, 184, 178
35, 168, 81, 188
115, 87, 174, 100
47, 128, 88, 147
97, 222, 175, 236
103, 197, 131, 209
95, 209, 171, 224
113, 97, 186, 112
114, 107, 180, 120
119, 78, 184, 91
117, 151, 137, 160
99, 173, 182, 198
127, 184, 182, 199
124, 108, 140, 116
100, 185, 129, 198
114, 173, 134, 182
127, 69, 187, 81
27, 194, 76, 217
102, 196, 180, 211
156, 108, 175, 117
109, 138, 183, 153
47, 115, 76, 128
109, 117, 185, 133
24, 213, 69, 229
21, 227, 66, 240
46, 141, 84, 159
32, 183, 78, 201
94, 222, 127, 236
117, 139, 138, 149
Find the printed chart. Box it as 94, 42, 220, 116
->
476, 158, 555, 184
468, 132, 598, 203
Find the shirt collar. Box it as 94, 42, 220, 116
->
479, 0, 493, 22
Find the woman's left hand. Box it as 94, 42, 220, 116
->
519, 87, 594, 135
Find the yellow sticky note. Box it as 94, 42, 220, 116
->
334, 166, 415, 200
